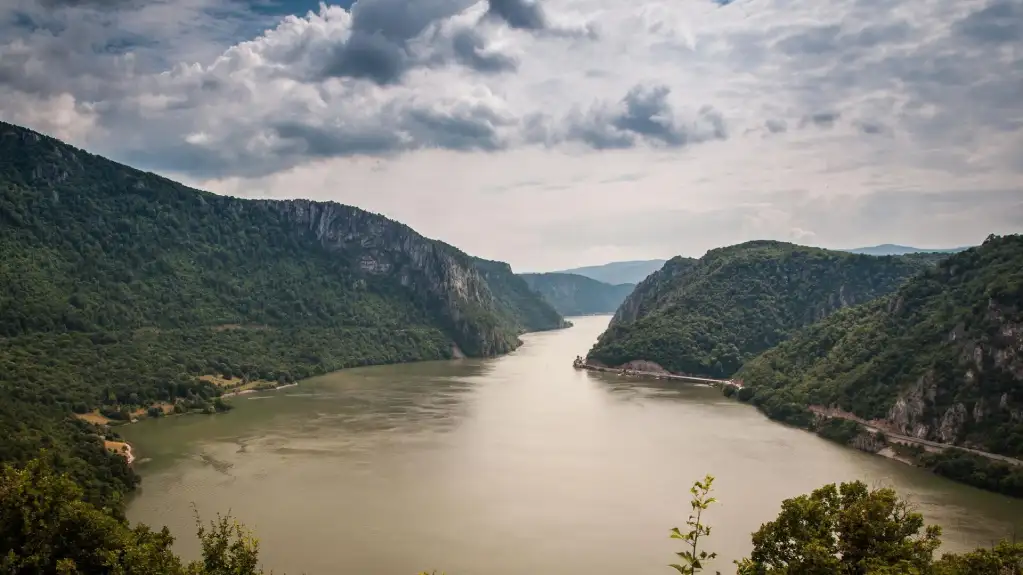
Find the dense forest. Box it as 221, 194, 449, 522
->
0, 121, 565, 508
735, 235, 1023, 461
519, 272, 634, 316
587, 241, 944, 377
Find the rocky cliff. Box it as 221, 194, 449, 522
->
736, 235, 1023, 457
0, 121, 560, 357
587, 241, 942, 378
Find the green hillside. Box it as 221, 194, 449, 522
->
519, 272, 634, 316
0, 121, 563, 507
737, 235, 1023, 458
587, 241, 944, 377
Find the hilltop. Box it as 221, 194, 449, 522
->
586, 241, 945, 378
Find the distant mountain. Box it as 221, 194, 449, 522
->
519, 273, 634, 316
587, 241, 946, 378
555, 259, 667, 285
842, 244, 970, 256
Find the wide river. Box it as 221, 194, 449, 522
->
124, 315, 1023, 574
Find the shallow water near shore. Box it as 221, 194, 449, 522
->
123, 315, 1023, 574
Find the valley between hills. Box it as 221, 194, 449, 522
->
2, 120, 1022, 574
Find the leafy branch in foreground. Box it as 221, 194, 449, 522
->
670, 475, 720, 575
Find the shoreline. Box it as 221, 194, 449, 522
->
571, 357, 1022, 498
572, 358, 741, 388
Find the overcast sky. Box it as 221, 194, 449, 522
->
1, 0, 1020, 271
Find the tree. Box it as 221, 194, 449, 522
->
0, 457, 180, 574
0, 457, 268, 575
735, 481, 941, 575
670, 475, 720, 574
185, 513, 264, 575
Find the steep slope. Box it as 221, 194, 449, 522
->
844, 244, 971, 256
554, 259, 667, 285
518, 273, 634, 316
608, 256, 698, 326
0, 121, 564, 505
736, 234, 1023, 458
471, 258, 569, 333
586, 241, 944, 378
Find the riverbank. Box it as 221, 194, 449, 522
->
104, 440, 134, 465
808, 406, 1023, 467
572, 357, 742, 388
571, 356, 1022, 498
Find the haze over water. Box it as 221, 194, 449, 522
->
124, 315, 1023, 574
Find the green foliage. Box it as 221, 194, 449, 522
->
186, 513, 264, 575
588, 241, 941, 378
519, 272, 634, 316
735, 481, 942, 575
918, 451, 1023, 498
815, 419, 865, 445
0, 457, 268, 575
0, 121, 564, 508
670, 475, 719, 575
735, 235, 1023, 469
932, 540, 1023, 575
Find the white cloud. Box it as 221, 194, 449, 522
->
0, 0, 1020, 269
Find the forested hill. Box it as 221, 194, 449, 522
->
519, 272, 634, 316
0, 121, 564, 506
586, 241, 945, 378
737, 234, 1023, 458
472, 258, 570, 331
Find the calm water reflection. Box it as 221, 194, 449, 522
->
124, 315, 1023, 574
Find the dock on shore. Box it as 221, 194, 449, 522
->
572, 357, 742, 389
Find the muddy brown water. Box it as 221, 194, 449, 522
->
124, 315, 1023, 574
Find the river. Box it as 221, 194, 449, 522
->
123, 315, 1023, 574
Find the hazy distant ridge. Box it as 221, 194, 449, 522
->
553, 259, 667, 285
841, 244, 970, 256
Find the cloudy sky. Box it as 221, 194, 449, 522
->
1, 0, 1020, 271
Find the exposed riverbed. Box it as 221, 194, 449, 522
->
124, 315, 1023, 574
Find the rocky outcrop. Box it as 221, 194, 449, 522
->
266, 199, 526, 356
881, 302, 1023, 451
849, 431, 887, 454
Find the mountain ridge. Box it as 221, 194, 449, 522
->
552, 259, 667, 285
842, 244, 971, 256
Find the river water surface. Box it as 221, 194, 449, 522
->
124, 315, 1023, 574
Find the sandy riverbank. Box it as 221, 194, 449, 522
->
104, 440, 135, 464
